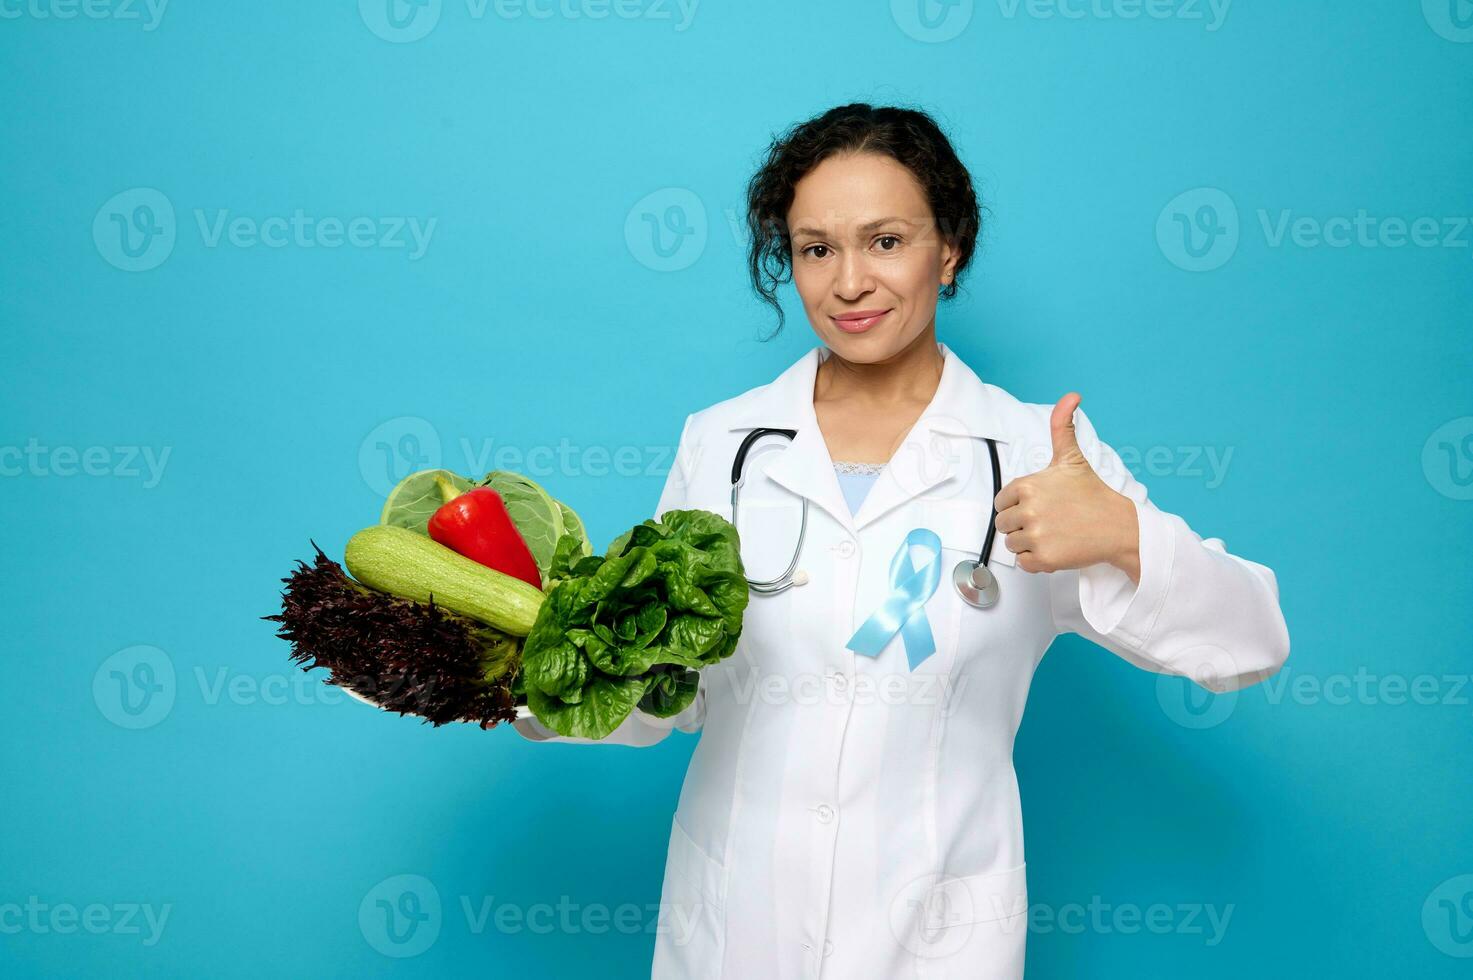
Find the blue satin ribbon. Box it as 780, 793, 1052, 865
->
845, 527, 943, 671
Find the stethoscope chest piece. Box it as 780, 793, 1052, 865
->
952, 558, 1000, 609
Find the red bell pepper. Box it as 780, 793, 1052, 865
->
427, 477, 543, 590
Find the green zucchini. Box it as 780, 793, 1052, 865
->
344, 524, 545, 636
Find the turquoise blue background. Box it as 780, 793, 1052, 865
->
3, 1, 1471, 975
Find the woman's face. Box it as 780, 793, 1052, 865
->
786, 151, 957, 364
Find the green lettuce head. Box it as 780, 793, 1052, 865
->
519, 509, 748, 739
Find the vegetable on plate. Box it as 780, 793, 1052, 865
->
267, 467, 747, 740
426, 477, 543, 589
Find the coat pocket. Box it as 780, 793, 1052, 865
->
912, 862, 1029, 980
651, 815, 729, 980
912, 499, 1018, 677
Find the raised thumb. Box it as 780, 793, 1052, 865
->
1049, 392, 1083, 464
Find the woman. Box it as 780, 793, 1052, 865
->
514, 104, 1290, 980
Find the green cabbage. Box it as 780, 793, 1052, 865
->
379, 469, 472, 534
380, 468, 593, 582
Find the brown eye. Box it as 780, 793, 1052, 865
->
802, 244, 830, 259
875, 235, 900, 251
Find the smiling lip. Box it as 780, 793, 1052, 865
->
830, 309, 891, 333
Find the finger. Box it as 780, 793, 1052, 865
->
1048, 392, 1083, 464
995, 477, 1024, 512
994, 505, 1026, 535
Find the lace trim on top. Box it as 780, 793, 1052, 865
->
832, 459, 885, 475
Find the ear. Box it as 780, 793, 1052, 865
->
939, 237, 959, 284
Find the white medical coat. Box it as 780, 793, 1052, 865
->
513, 341, 1290, 979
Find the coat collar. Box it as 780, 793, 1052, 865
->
724, 341, 1014, 533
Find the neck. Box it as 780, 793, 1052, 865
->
814, 324, 943, 408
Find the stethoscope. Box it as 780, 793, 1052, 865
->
730, 428, 1004, 608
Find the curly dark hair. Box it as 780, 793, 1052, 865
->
743, 103, 983, 337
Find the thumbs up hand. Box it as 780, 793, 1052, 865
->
993, 393, 1141, 582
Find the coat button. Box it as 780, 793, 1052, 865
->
830, 672, 848, 692
834, 540, 856, 558
822, 939, 835, 957
815, 804, 835, 823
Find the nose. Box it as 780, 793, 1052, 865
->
833, 249, 875, 300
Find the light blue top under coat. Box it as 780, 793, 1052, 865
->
833, 461, 883, 516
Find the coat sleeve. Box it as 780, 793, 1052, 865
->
1046, 407, 1290, 693
509, 412, 711, 745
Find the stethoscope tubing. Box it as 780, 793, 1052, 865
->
730, 428, 806, 595
731, 428, 1002, 596
979, 436, 1001, 567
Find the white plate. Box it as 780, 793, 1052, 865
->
341, 684, 534, 719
